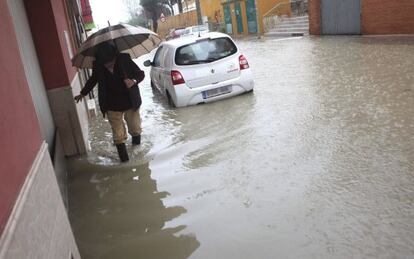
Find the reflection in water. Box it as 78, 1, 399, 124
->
68, 160, 200, 259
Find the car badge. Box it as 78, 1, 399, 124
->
211, 69, 215, 74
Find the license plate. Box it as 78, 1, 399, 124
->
202, 85, 232, 99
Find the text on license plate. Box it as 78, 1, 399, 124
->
202, 85, 232, 99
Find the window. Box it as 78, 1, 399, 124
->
175, 37, 237, 66
153, 46, 164, 67
163, 48, 173, 68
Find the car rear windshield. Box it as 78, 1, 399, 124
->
175, 37, 237, 66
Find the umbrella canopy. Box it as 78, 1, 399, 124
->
72, 24, 162, 68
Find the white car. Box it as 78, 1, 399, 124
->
144, 32, 254, 107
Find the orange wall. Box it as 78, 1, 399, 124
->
258, 0, 290, 16
200, 0, 224, 23
257, 0, 291, 34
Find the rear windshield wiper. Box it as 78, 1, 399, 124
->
182, 60, 214, 65
194, 58, 219, 63
179, 57, 221, 65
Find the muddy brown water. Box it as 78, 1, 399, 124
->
69, 36, 414, 259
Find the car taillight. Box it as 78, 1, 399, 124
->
239, 55, 249, 70
171, 70, 185, 85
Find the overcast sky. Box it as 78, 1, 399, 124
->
89, 0, 129, 28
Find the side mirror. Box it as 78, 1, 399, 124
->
143, 60, 152, 67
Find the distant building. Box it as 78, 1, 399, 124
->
183, 0, 196, 12
81, 0, 96, 31
157, 0, 293, 38
200, 0, 292, 35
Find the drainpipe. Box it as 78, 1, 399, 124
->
195, 0, 203, 25
254, 0, 261, 36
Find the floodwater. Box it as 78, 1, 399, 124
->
68, 36, 414, 259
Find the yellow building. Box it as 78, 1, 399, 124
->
200, 0, 292, 35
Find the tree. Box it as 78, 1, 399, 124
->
139, 0, 188, 32
140, 0, 173, 32
124, 0, 148, 27
124, 0, 140, 18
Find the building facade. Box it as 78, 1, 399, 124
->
0, 0, 93, 257
156, 0, 292, 38
309, 0, 414, 35
200, 0, 292, 35
81, 0, 96, 31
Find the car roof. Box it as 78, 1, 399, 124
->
161, 32, 233, 49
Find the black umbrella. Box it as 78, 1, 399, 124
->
72, 23, 162, 68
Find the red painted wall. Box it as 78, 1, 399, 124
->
361, 0, 414, 35
24, 0, 76, 89
309, 0, 414, 35
308, 0, 321, 35
0, 0, 42, 234
50, 0, 77, 82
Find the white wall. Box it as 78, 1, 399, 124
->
0, 143, 80, 259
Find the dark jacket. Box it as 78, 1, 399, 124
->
81, 53, 145, 115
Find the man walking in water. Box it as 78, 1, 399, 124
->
75, 42, 145, 162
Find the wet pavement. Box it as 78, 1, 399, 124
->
68, 36, 414, 259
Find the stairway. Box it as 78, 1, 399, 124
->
265, 15, 309, 37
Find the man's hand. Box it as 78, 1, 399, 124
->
124, 78, 136, 89
74, 94, 85, 103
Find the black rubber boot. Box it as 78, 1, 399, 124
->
132, 135, 141, 145
116, 143, 129, 162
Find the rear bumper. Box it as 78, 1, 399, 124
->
171, 69, 254, 107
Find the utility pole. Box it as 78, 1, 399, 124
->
254, 0, 260, 36
195, 0, 202, 25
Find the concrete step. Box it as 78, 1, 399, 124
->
270, 27, 309, 33
264, 16, 309, 25
273, 24, 309, 30
279, 16, 309, 22
277, 22, 309, 26
276, 26, 309, 31
277, 23, 309, 29
265, 15, 309, 37
279, 19, 309, 23
264, 31, 307, 37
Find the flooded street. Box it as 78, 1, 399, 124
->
68, 36, 414, 259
